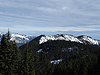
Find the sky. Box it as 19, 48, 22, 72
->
0, 0, 100, 39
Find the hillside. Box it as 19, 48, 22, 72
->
20, 34, 100, 61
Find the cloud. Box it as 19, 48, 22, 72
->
0, 0, 100, 39
0, 25, 99, 33
0, 0, 100, 27
62, 7, 69, 10
37, 7, 57, 12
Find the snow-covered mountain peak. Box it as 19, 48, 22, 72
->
39, 34, 83, 44
0, 32, 35, 47
10, 33, 34, 43
77, 35, 99, 45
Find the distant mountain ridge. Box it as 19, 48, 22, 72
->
0, 32, 100, 47
34, 34, 100, 46
0, 32, 35, 47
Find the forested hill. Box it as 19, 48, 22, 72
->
1, 31, 100, 75
20, 39, 100, 61
20, 34, 100, 61
19, 34, 100, 75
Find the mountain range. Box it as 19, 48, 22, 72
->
0, 32, 100, 46
1, 32, 100, 65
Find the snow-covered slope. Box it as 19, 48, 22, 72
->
0, 32, 35, 47
77, 35, 99, 45
39, 34, 82, 44
39, 34, 99, 46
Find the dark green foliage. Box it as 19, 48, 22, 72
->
19, 38, 100, 75
51, 56, 98, 75
0, 33, 14, 74
94, 51, 100, 75
34, 52, 40, 75
11, 41, 22, 75
38, 52, 50, 75
22, 42, 35, 75
0, 30, 21, 75
28, 40, 99, 61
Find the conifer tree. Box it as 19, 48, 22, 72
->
38, 52, 50, 75
0, 33, 12, 75
6, 29, 11, 41
0, 34, 7, 74
0, 30, 22, 75
22, 42, 35, 75
96, 52, 100, 75
11, 41, 22, 75
34, 52, 40, 75
0, 34, 8, 74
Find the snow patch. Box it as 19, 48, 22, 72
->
51, 59, 62, 64
68, 47, 73, 51
37, 49, 43, 53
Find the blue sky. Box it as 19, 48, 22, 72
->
0, 0, 100, 39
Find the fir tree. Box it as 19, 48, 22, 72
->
34, 52, 40, 75
0, 34, 12, 75
6, 29, 11, 41
95, 52, 100, 75
22, 42, 35, 75
0, 30, 22, 75
11, 41, 22, 75
38, 52, 49, 75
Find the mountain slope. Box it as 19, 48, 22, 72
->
19, 34, 100, 62
20, 38, 100, 61
77, 35, 99, 45
0, 32, 35, 47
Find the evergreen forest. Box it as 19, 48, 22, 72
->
0, 30, 100, 75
